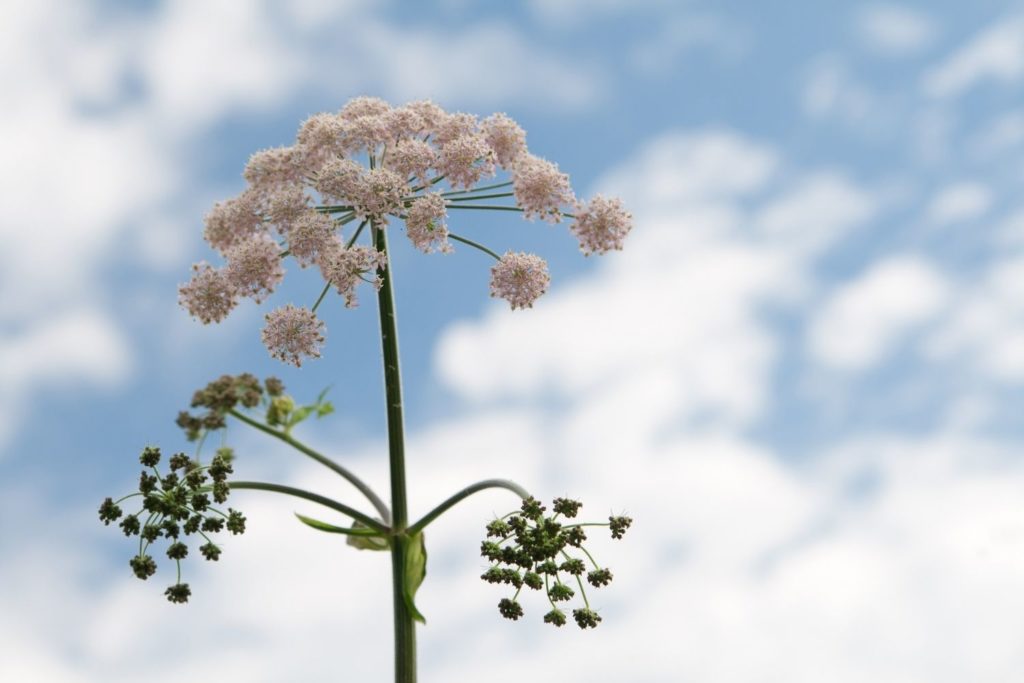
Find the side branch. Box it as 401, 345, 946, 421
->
229, 481, 390, 534
228, 408, 391, 524
407, 479, 532, 536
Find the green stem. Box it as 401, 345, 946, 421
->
441, 180, 513, 196
227, 409, 391, 524
445, 204, 523, 212
407, 479, 530, 536
373, 220, 417, 682
444, 192, 515, 202
229, 481, 389, 534
311, 282, 332, 314
447, 233, 502, 260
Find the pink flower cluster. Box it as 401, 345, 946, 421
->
180, 96, 632, 366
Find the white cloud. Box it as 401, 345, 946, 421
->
352, 22, 600, 110
800, 56, 884, 131
527, 0, 669, 27
753, 172, 878, 256
927, 255, 1024, 382
630, 14, 749, 74
138, 1, 302, 131
926, 181, 993, 225
808, 256, 950, 371
856, 4, 936, 56
924, 15, 1024, 97
969, 109, 1024, 159
0, 309, 133, 456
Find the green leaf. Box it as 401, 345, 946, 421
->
294, 513, 385, 546
316, 401, 334, 418
345, 519, 389, 551
403, 532, 428, 624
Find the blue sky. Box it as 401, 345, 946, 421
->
3, 1, 1024, 680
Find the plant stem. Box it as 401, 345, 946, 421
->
227, 409, 390, 523
407, 479, 531, 536
444, 192, 515, 202
228, 481, 389, 533
373, 220, 417, 682
448, 233, 502, 260
441, 180, 513, 196
445, 204, 523, 212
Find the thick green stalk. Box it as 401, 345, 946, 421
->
373, 221, 417, 682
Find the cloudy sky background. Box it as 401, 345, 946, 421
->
2, 0, 1024, 680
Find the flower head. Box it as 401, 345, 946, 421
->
405, 193, 451, 254
317, 242, 387, 308
203, 189, 264, 254
386, 138, 436, 185
261, 305, 325, 366
490, 252, 550, 310
243, 146, 302, 195
315, 158, 365, 204
437, 134, 495, 190
264, 186, 311, 235
286, 211, 336, 266
512, 154, 575, 223
296, 113, 346, 173
482, 113, 527, 168
225, 234, 285, 302
570, 195, 633, 255
179, 263, 238, 324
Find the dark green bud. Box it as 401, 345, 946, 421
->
226, 508, 246, 535
552, 497, 582, 518
165, 583, 191, 604
119, 515, 141, 537
498, 598, 523, 621
609, 515, 632, 540
168, 452, 191, 471
166, 542, 188, 560
200, 542, 221, 561
486, 519, 510, 538
139, 446, 161, 467
520, 497, 545, 520
523, 572, 543, 590
548, 582, 574, 602
588, 568, 613, 587
560, 558, 586, 576
139, 472, 158, 495
572, 608, 601, 629
98, 497, 122, 525
544, 608, 567, 627
130, 554, 157, 580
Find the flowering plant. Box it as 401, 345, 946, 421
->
99, 97, 633, 682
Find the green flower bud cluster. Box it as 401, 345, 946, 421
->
479, 496, 632, 630
176, 374, 283, 441
98, 444, 245, 604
